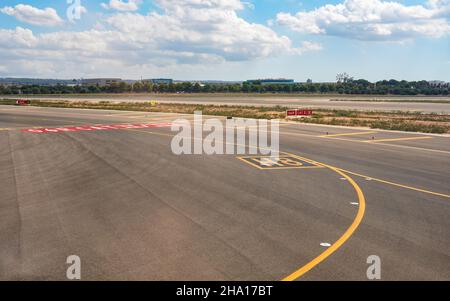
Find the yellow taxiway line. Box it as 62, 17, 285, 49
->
282, 153, 366, 281
364, 136, 433, 143
335, 168, 450, 199
316, 134, 448, 154
320, 131, 377, 138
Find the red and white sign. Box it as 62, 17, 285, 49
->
16, 99, 31, 105
286, 109, 313, 118
22, 122, 172, 134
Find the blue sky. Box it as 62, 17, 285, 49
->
0, 0, 448, 81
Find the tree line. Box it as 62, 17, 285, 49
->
0, 79, 448, 95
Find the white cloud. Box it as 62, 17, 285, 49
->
276, 0, 450, 41
101, 0, 142, 12
155, 0, 245, 10
0, 1, 320, 77
105, 1, 299, 62
0, 27, 37, 48
297, 41, 323, 54
0, 4, 63, 26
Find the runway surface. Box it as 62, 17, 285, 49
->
0, 105, 449, 280
5, 94, 450, 114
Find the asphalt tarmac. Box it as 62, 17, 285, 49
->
0, 105, 449, 280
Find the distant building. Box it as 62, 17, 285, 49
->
81, 78, 122, 86
428, 80, 449, 88
245, 79, 295, 85
145, 78, 173, 85
306, 79, 313, 84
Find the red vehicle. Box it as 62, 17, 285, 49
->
15, 99, 31, 106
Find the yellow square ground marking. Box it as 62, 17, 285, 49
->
237, 155, 324, 170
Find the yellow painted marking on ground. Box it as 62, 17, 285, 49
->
254, 165, 323, 171
127, 128, 449, 198
371, 142, 450, 155
107, 111, 151, 116
317, 134, 449, 154
125, 115, 172, 121
282, 152, 366, 281
335, 168, 450, 199
323, 136, 366, 143
320, 131, 377, 138
276, 128, 448, 155
125, 127, 449, 280
289, 153, 450, 198
119, 113, 195, 120
364, 136, 433, 143
237, 155, 324, 170
124, 129, 367, 279
125, 129, 176, 138
130, 129, 365, 278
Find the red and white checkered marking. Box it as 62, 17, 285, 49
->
22, 122, 172, 133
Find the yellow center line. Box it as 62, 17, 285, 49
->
364, 136, 433, 143
282, 152, 366, 281
317, 135, 449, 154
370, 141, 450, 155
319, 131, 377, 138
107, 111, 151, 116
335, 168, 450, 199
288, 153, 450, 198
322, 136, 367, 143
125, 129, 175, 138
